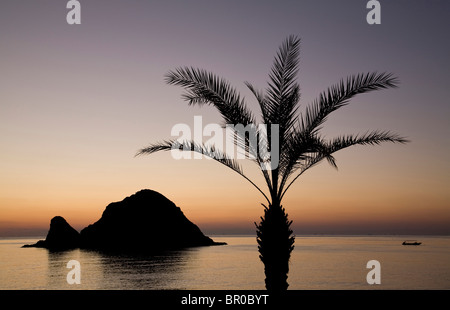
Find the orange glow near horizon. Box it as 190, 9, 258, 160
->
1, 149, 449, 236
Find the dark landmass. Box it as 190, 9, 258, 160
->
22, 216, 80, 250
23, 189, 225, 252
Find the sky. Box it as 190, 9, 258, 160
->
0, 0, 449, 236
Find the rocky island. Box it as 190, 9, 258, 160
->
23, 189, 225, 252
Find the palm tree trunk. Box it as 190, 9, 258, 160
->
255, 203, 295, 292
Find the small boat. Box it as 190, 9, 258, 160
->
402, 240, 421, 245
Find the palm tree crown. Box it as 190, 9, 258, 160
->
137, 35, 408, 206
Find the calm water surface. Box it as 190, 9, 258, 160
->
0, 236, 449, 290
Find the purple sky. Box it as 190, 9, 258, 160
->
0, 1, 449, 236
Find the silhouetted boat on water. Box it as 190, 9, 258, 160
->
402, 240, 421, 246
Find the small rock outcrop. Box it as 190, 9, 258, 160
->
23, 189, 224, 252
23, 216, 80, 250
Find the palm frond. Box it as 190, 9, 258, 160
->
279, 130, 408, 200
325, 130, 409, 154
279, 152, 328, 201
165, 68, 270, 185
245, 81, 269, 124
277, 130, 330, 198
136, 139, 242, 173
136, 139, 271, 204
264, 35, 301, 143
301, 72, 399, 135
266, 35, 301, 117
165, 67, 256, 126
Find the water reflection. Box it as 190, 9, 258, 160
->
46, 247, 200, 289
46, 248, 81, 289
4, 236, 449, 289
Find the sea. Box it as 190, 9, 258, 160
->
0, 235, 449, 290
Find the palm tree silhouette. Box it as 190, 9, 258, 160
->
137, 35, 408, 292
